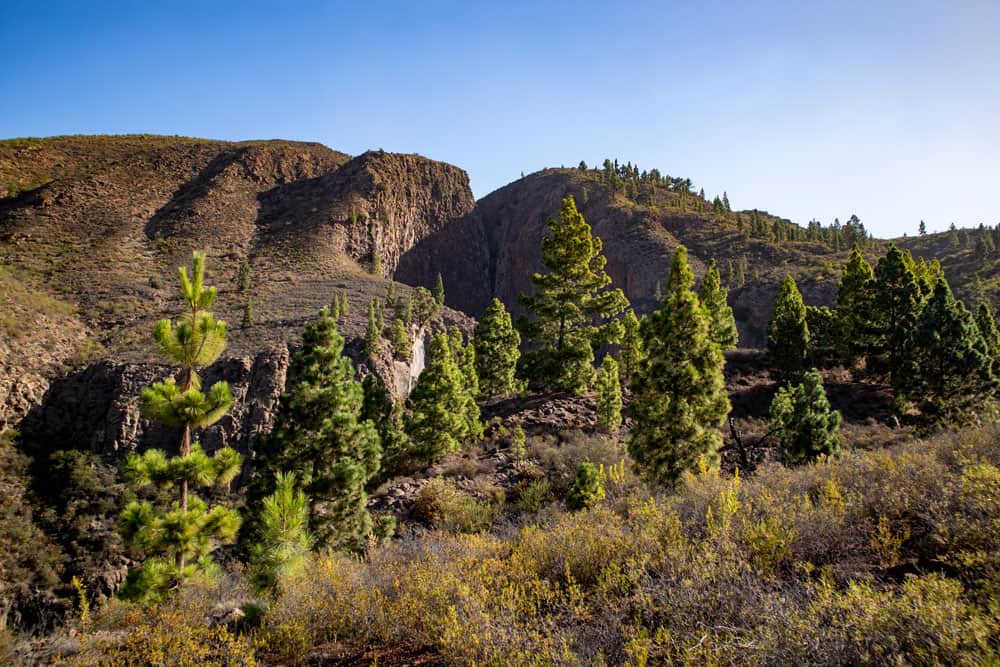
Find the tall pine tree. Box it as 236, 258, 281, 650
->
449, 328, 484, 443
119, 251, 242, 603
868, 245, 922, 380
698, 259, 738, 350
975, 303, 1000, 374
896, 278, 998, 422
619, 309, 643, 384
518, 195, 629, 393
244, 308, 381, 552
767, 276, 810, 383
473, 298, 521, 398
595, 355, 623, 430
361, 374, 411, 480
405, 333, 472, 463
834, 244, 874, 367
628, 246, 729, 486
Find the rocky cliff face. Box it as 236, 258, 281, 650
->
17, 331, 434, 462
254, 150, 475, 277
19, 347, 290, 462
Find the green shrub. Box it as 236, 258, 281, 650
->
567, 461, 605, 511
513, 478, 553, 514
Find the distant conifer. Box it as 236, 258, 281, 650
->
405, 334, 472, 463
619, 309, 643, 383
449, 328, 483, 443
390, 318, 411, 361
896, 278, 998, 421
595, 356, 623, 431
699, 259, 738, 350
767, 276, 811, 383
975, 303, 1000, 367
433, 272, 445, 305
567, 461, 605, 511
473, 298, 521, 398
365, 298, 382, 359
834, 244, 874, 366
361, 374, 411, 480
869, 245, 922, 380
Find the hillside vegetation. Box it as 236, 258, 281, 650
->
1, 137, 999, 665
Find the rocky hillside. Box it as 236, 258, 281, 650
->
397, 167, 849, 345
3, 136, 998, 444
0, 136, 475, 436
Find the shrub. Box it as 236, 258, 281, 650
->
62, 578, 256, 666
567, 461, 605, 511
512, 478, 553, 514
412, 478, 498, 533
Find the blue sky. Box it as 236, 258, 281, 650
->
3, 1, 998, 238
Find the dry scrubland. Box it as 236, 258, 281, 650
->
19, 424, 998, 666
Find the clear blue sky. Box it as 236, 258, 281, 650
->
3, 1, 998, 238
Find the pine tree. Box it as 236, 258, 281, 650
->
834, 244, 874, 366
119, 251, 242, 603
473, 298, 521, 399
869, 245, 922, 379
975, 303, 1000, 366
361, 374, 411, 480
770, 369, 841, 466
330, 291, 341, 319
896, 278, 998, 421
619, 309, 643, 383
390, 318, 411, 361
912, 256, 943, 298
566, 461, 605, 511
237, 259, 251, 292
628, 246, 729, 486
919, 220, 927, 236
595, 356, 623, 430
386, 281, 396, 306
433, 272, 445, 306
412, 286, 441, 325
405, 334, 471, 463
398, 293, 413, 325
806, 305, 838, 350
767, 276, 810, 383
699, 259, 738, 350
244, 308, 381, 552
449, 328, 484, 443
518, 195, 629, 393
365, 298, 382, 359
247, 471, 312, 593
242, 300, 254, 328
